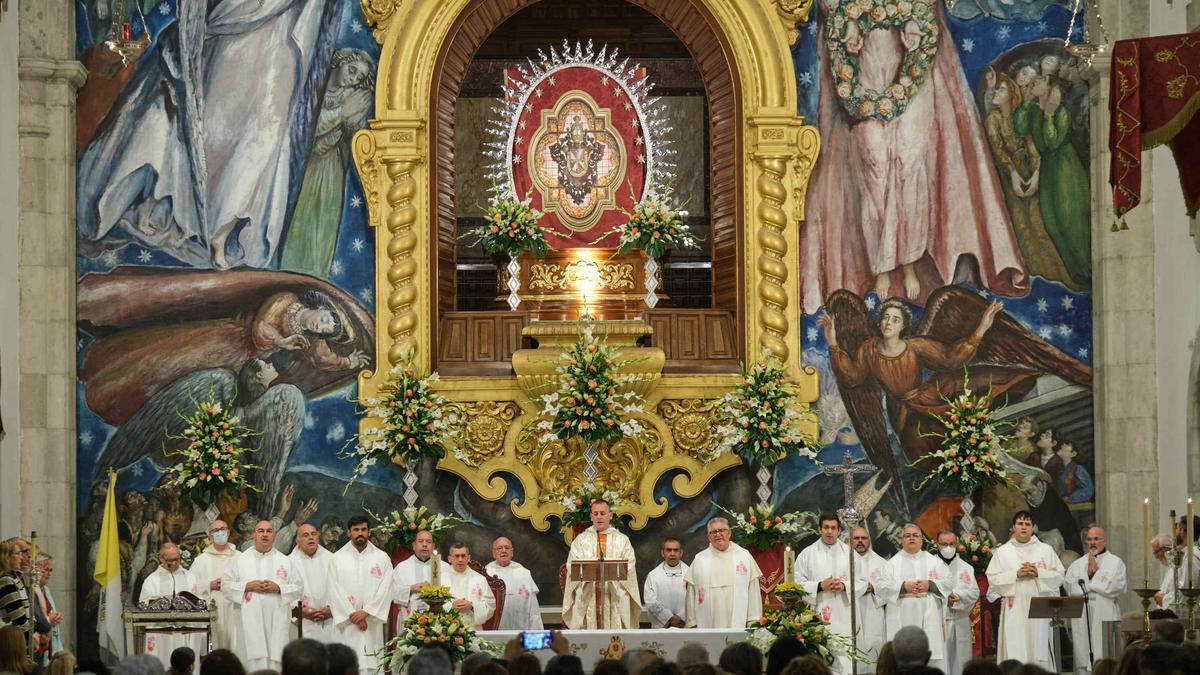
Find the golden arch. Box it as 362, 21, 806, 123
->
352, 0, 821, 530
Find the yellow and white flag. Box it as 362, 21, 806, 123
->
94, 469, 125, 658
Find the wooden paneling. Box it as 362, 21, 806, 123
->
439, 311, 531, 375
645, 309, 739, 373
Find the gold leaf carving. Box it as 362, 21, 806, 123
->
360, 0, 407, 45
458, 402, 519, 467
658, 399, 730, 460
528, 260, 635, 291
774, 0, 814, 47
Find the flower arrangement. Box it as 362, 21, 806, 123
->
343, 354, 464, 485
714, 353, 818, 466
383, 609, 500, 668
535, 325, 648, 446
825, 0, 940, 122
953, 533, 994, 575
611, 188, 699, 260
366, 506, 467, 550
716, 503, 812, 550
747, 601, 858, 665
163, 395, 259, 507
178, 537, 210, 570
463, 190, 550, 258
540, 486, 622, 529
416, 586, 454, 607
915, 378, 1009, 494
773, 582, 806, 603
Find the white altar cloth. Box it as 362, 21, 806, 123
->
478, 628, 746, 670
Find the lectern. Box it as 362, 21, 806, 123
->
1029, 595, 1085, 674
568, 559, 628, 630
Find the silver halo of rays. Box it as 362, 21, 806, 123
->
483, 39, 677, 204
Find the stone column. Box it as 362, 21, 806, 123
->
1089, 0, 1163, 604
18, 0, 86, 649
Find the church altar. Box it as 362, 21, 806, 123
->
478, 628, 747, 670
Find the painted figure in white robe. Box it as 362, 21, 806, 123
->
645, 538, 688, 629
138, 543, 203, 667
562, 498, 642, 629
1064, 527, 1127, 672
189, 520, 239, 652
290, 523, 336, 643
934, 529, 981, 675
328, 515, 395, 672
441, 542, 495, 628
222, 519, 302, 671
797, 513, 853, 674
392, 530, 438, 621
877, 525, 951, 671
985, 511, 1065, 670
850, 526, 890, 671
76, 0, 345, 269
486, 537, 544, 631
685, 520, 762, 629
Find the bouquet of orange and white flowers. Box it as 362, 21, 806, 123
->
343, 353, 464, 485
540, 486, 622, 529
383, 609, 500, 668
916, 376, 1009, 495
366, 506, 466, 550
746, 597, 860, 665
954, 532, 994, 575
717, 503, 811, 550
612, 187, 698, 260
164, 395, 259, 507
714, 352, 818, 466
535, 324, 648, 446
463, 189, 550, 258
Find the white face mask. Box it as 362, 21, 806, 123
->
212, 530, 230, 546
939, 546, 956, 558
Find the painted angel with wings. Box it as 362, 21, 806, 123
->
818, 286, 1091, 515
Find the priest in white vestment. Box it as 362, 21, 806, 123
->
290, 523, 337, 642
222, 520, 302, 671
441, 543, 495, 628
645, 538, 688, 628
392, 529, 438, 621
189, 520, 239, 652
486, 537, 544, 630
877, 525, 951, 671
850, 526, 890, 672
328, 515, 395, 672
986, 511, 1065, 670
138, 543, 203, 667
685, 520, 762, 629
934, 529, 981, 675
562, 498, 641, 629
1153, 533, 1199, 611
797, 513, 854, 674
1064, 527, 1127, 672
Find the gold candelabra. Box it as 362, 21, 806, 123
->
1133, 587, 1158, 644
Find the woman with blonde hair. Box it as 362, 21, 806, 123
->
44, 651, 75, 675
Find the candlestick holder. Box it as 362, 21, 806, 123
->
1134, 587, 1158, 643
1181, 587, 1200, 640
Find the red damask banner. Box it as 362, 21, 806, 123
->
507, 65, 648, 249
1109, 33, 1200, 220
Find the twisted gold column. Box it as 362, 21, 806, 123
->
755, 156, 791, 362
384, 158, 419, 366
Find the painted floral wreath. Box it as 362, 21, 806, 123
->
825, 0, 941, 122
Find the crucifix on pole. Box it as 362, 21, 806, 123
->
821, 450, 878, 675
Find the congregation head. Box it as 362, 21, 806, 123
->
408, 647, 452, 675
201, 649, 247, 675
892, 626, 931, 668
718, 641, 764, 675
116, 654, 167, 675
777, 656, 833, 675
765, 636, 809, 675
675, 643, 709, 669
280, 638, 326, 675
324, 643, 357, 675
170, 647, 196, 674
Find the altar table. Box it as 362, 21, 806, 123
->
478, 628, 747, 670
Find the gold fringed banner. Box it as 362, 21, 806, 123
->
1109, 33, 1200, 221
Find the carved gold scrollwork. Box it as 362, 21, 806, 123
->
360, 0, 408, 45
351, 131, 381, 229
528, 261, 635, 291
791, 126, 821, 223
773, 0, 814, 47
658, 399, 731, 460
458, 402, 520, 467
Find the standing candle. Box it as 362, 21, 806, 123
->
1145, 497, 1151, 588
1189, 498, 1195, 590
784, 546, 795, 584
431, 550, 441, 587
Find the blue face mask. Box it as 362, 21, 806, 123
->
212, 530, 230, 546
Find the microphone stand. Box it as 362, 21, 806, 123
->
1079, 579, 1094, 670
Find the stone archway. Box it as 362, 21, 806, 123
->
354, 0, 819, 403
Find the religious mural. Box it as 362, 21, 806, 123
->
73, 0, 1095, 656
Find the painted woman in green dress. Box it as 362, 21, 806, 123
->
280, 50, 375, 278
1012, 75, 1091, 288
